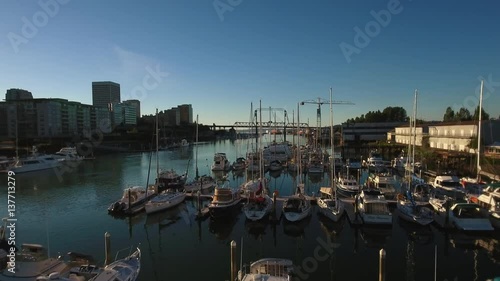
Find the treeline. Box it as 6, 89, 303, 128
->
346, 106, 408, 123
443, 106, 490, 122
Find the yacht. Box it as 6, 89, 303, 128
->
370, 171, 397, 200
336, 175, 362, 196
211, 152, 231, 171
232, 157, 247, 171
429, 196, 494, 231
268, 160, 283, 172
411, 183, 433, 202
282, 192, 311, 222
208, 182, 242, 218
157, 169, 187, 192
356, 189, 392, 225
432, 175, 465, 194
262, 142, 292, 163
476, 185, 500, 228
317, 187, 344, 222
108, 186, 157, 215
8, 154, 61, 174
53, 147, 84, 162
237, 258, 295, 281
307, 151, 324, 174
145, 189, 186, 215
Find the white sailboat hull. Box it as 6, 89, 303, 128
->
145, 192, 186, 214
243, 196, 273, 221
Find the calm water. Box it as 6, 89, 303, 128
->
1, 138, 499, 281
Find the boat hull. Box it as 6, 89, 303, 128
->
145, 193, 186, 215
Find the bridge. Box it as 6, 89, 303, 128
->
212, 122, 310, 130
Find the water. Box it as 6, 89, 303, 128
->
1, 138, 499, 281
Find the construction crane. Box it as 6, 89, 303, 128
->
300, 95, 354, 146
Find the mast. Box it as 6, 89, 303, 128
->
477, 80, 483, 182
156, 108, 159, 180
297, 102, 302, 188
195, 114, 199, 179
412, 89, 417, 174
259, 100, 263, 180
330, 88, 336, 202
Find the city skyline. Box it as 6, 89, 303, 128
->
1, 0, 500, 126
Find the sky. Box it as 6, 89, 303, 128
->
1, 0, 499, 126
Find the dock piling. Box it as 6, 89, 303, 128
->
231, 240, 237, 281
104, 232, 111, 266
379, 248, 386, 281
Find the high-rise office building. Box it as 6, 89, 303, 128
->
178, 104, 193, 124
123, 99, 141, 119
92, 81, 120, 108
5, 88, 33, 100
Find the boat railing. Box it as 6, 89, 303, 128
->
113, 244, 139, 262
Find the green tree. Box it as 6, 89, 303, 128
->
472, 106, 490, 121
456, 107, 472, 121
443, 107, 455, 122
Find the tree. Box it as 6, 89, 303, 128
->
455, 107, 472, 121
472, 106, 490, 121
443, 107, 455, 122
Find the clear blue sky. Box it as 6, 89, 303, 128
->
1, 0, 499, 126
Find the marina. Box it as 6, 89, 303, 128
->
1, 138, 499, 280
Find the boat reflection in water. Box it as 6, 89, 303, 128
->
245, 217, 269, 240
397, 215, 434, 245
144, 202, 191, 229
359, 224, 392, 249
209, 213, 240, 240
283, 214, 311, 238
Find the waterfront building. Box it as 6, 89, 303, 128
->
393, 120, 500, 153
110, 102, 137, 127
341, 122, 406, 146
5, 88, 33, 100
92, 81, 121, 108
178, 104, 193, 124
484, 142, 500, 159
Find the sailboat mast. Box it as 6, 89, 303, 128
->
330, 88, 336, 200
156, 108, 159, 179
412, 90, 417, 173
259, 100, 263, 180
195, 114, 199, 179
297, 102, 301, 184
477, 80, 483, 181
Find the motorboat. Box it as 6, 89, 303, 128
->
232, 157, 247, 171
475, 185, 500, 228
317, 187, 344, 222
53, 147, 84, 162
239, 178, 268, 199
108, 185, 157, 215
180, 139, 189, 147
307, 151, 324, 174
282, 192, 311, 222
8, 154, 61, 174
370, 171, 397, 200
396, 192, 433, 226
0, 156, 15, 171
336, 175, 362, 196
237, 258, 295, 281
432, 175, 465, 194
183, 175, 216, 192
145, 189, 186, 215
208, 182, 242, 218
156, 169, 187, 192
211, 153, 231, 171
355, 189, 392, 225
429, 196, 494, 231
262, 142, 292, 163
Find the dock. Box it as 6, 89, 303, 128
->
340, 198, 363, 225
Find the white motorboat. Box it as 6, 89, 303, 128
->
317, 187, 344, 222
356, 189, 392, 225
53, 147, 84, 162
429, 197, 494, 231
145, 189, 186, 214
238, 258, 295, 281
108, 185, 157, 215
336, 175, 362, 196
8, 153, 61, 174
432, 175, 465, 194
157, 169, 187, 191
211, 152, 231, 171
370, 172, 397, 200
243, 194, 273, 221
262, 142, 292, 163
396, 193, 433, 226
475, 185, 500, 228
183, 175, 216, 192
208, 182, 242, 218
282, 192, 311, 222
89, 247, 141, 281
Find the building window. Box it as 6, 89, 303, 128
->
461, 129, 464, 136
451, 130, 455, 136
470, 130, 474, 137
444, 130, 448, 136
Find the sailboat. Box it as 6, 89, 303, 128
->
317, 88, 345, 222
145, 109, 186, 215
108, 110, 159, 216
243, 101, 273, 221
282, 102, 311, 223
184, 115, 216, 192
397, 90, 434, 226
